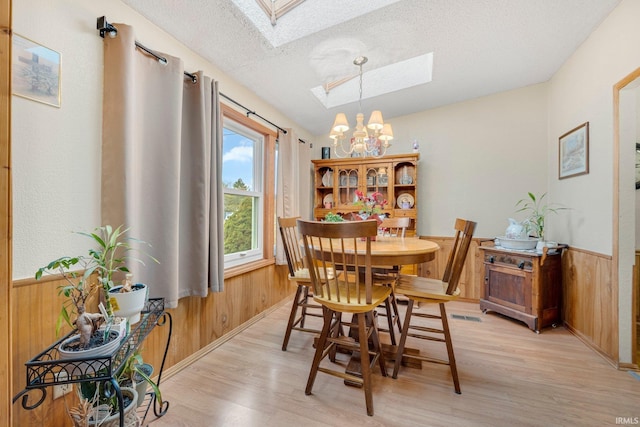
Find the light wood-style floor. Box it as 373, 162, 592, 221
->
147, 300, 640, 427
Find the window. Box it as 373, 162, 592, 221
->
222, 105, 276, 270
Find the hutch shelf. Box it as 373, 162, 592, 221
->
312, 153, 419, 236
479, 244, 567, 333
13, 298, 172, 427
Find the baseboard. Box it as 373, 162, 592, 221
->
563, 321, 618, 369
618, 362, 639, 371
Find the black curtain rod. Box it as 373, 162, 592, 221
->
97, 16, 197, 83
219, 92, 287, 135
97, 16, 309, 144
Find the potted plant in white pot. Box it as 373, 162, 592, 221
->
35, 224, 159, 370
80, 225, 158, 324
35, 251, 123, 373
515, 192, 567, 250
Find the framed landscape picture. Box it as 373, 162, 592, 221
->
12, 34, 61, 108
559, 122, 589, 179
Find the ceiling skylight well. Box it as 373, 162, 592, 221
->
231, 0, 401, 47
311, 53, 434, 109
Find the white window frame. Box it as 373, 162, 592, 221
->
223, 118, 265, 269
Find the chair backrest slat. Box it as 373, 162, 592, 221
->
379, 217, 410, 237
278, 216, 304, 276
298, 219, 377, 306
442, 218, 477, 295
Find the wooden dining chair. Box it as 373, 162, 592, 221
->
278, 216, 323, 351
297, 219, 391, 417
392, 218, 476, 394
373, 216, 411, 345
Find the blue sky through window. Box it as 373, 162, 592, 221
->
223, 128, 254, 190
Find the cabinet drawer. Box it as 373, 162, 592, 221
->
483, 251, 533, 271
393, 209, 416, 218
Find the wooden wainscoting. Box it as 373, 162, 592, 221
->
561, 247, 616, 365
11, 263, 294, 426
635, 250, 639, 367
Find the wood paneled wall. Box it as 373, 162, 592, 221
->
636, 251, 640, 324
561, 247, 616, 364
11, 264, 294, 426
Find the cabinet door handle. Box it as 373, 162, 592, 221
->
489, 256, 495, 263
518, 261, 525, 269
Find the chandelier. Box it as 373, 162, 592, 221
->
329, 56, 393, 158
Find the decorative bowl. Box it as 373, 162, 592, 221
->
495, 236, 538, 250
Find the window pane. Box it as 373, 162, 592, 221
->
223, 194, 258, 254
222, 116, 265, 268
223, 126, 255, 191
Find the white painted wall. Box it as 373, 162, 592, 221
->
316, 84, 549, 239
12, 0, 313, 280
389, 84, 549, 238
547, 0, 640, 255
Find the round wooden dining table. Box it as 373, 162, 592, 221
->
308, 235, 440, 267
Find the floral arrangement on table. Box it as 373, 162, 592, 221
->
353, 190, 388, 220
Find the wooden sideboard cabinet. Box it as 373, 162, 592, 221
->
311, 153, 419, 235
479, 244, 565, 333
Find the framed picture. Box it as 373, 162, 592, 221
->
12, 34, 61, 108
559, 122, 589, 179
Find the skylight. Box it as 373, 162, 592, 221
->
310, 53, 434, 109
231, 0, 401, 47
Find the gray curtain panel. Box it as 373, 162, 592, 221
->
275, 128, 300, 265
101, 24, 223, 308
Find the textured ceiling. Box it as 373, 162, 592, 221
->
121, 0, 621, 137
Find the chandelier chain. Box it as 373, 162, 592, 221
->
358, 62, 363, 113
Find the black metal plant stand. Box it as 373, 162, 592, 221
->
12, 298, 172, 427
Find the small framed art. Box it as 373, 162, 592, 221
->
12, 34, 61, 108
559, 122, 589, 179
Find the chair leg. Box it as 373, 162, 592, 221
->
282, 285, 304, 351
366, 311, 387, 378
383, 297, 397, 345
358, 312, 374, 416
389, 290, 403, 339
440, 303, 461, 394
392, 299, 415, 379
305, 307, 334, 396
328, 312, 343, 363
300, 286, 311, 329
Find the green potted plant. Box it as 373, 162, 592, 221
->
515, 192, 567, 244
118, 350, 163, 408
80, 225, 158, 323
35, 225, 158, 369
69, 384, 138, 427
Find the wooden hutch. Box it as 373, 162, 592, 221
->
312, 153, 419, 236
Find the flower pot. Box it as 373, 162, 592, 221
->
59, 329, 122, 375
86, 387, 139, 427
134, 363, 154, 407
109, 283, 148, 324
